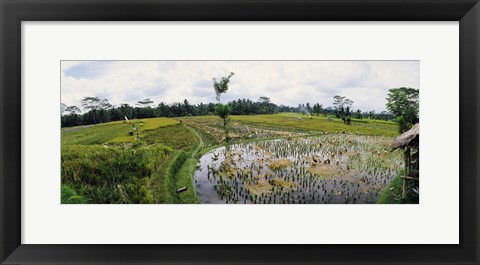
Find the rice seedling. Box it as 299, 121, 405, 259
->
194, 134, 402, 204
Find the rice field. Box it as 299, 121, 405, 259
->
62, 113, 405, 204
195, 134, 402, 204
61, 117, 198, 204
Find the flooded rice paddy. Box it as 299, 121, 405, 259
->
194, 134, 402, 204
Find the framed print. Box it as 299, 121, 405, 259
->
1, 0, 479, 264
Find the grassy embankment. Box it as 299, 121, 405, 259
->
61, 117, 199, 204
377, 171, 419, 204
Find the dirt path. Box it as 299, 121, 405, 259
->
62, 125, 94, 133
184, 125, 204, 157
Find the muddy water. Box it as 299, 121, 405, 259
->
194, 135, 402, 204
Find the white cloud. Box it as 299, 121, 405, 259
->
60, 61, 91, 72
61, 61, 419, 112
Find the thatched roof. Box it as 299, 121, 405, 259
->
391, 124, 419, 151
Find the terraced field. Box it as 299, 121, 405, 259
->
61, 117, 199, 204
62, 113, 404, 204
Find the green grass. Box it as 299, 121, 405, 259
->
377, 174, 419, 204
62, 113, 403, 204
180, 113, 398, 150
61, 185, 86, 204
175, 157, 200, 203
143, 124, 198, 149
61, 117, 198, 204
61, 144, 172, 203
163, 151, 200, 204
231, 113, 398, 137
140, 117, 179, 131
62, 123, 133, 146
62, 117, 179, 146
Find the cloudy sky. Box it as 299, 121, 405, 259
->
61, 61, 419, 112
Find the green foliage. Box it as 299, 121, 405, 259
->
212, 72, 235, 142
312, 103, 323, 116
174, 157, 200, 203
386, 87, 419, 133
377, 174, 419, 204
140, 117, 179, 131
61, 185, 86, 204
215, 98, 233, 142
164, 151, 189, 203
62, 123, 132, 146
212, 72, 234, 101
333, 95, 353, 118
163, 151, 199, 203
62, 117, 179, 146
62, 115, 200, 204
142, 124, 198, 149
215, 103, 232, 120
61, 144, 171, 203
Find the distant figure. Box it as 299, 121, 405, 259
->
132, 124, 136, 131
136, 132, 140, 140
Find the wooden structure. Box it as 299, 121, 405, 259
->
391, 124, 419, 198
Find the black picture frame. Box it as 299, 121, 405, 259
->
1, 0, 479, 264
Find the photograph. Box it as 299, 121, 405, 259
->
60, 60, 419, 204
2, 0, 477, 263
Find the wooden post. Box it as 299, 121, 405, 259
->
402, 147, 411, 198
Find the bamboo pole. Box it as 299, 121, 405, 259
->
400, 176, 419, 180
402, 147, 411, 198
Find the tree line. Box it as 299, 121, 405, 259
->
61, 96, 396, 128
61, 71, 417, 133
61, 95, 284, 127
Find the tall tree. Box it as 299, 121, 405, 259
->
213, 72, 234, 101
386, 87, 419, 133
61, 103, 68, 115
333, 95, 354, 124
354, 109, 362, 119
65, 105, 81, 115
306, 102, 312, 114
60, 103, 82, 127
313, 103, 323, 116
183, 99, 193, 116
213, 72, 234, 142
80, 97, 112, 124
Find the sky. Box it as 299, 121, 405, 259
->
61, 61, 419, 113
